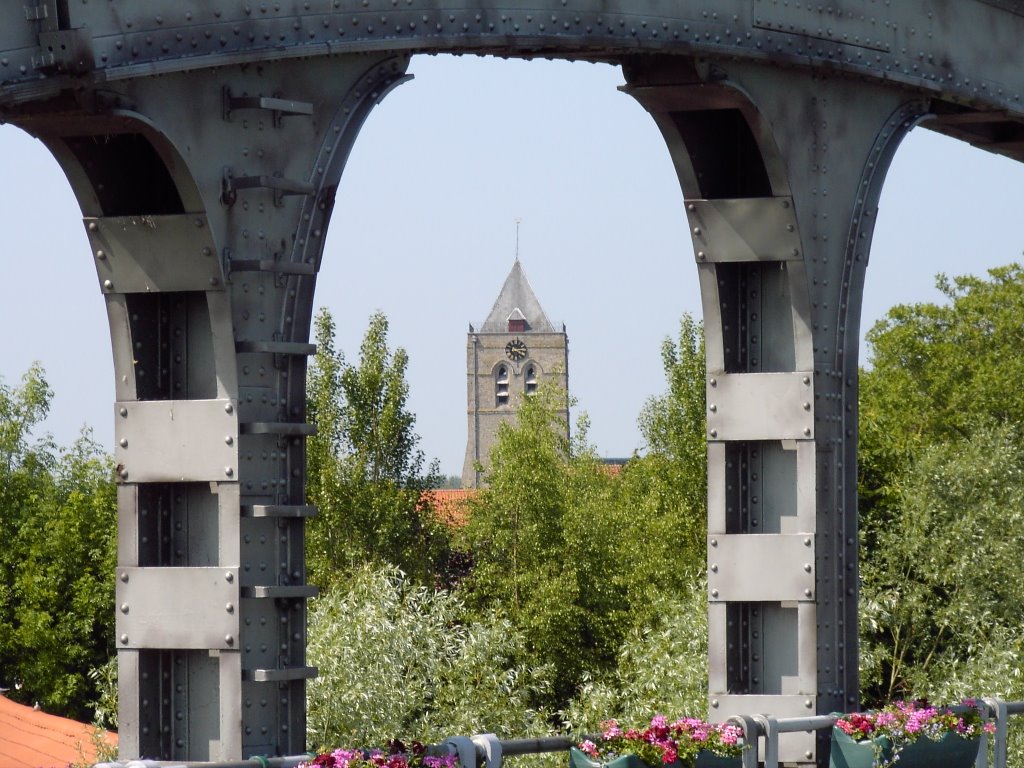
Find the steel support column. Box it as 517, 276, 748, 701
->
14, 52, 410, 761
625, 58, 927, 766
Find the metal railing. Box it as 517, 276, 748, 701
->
94, 698, 1024, 768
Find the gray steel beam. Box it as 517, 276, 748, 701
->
10, 52, 410, 761
4, 2, 1024, 151
625, 58, 927, 766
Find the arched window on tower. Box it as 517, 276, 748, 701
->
496, 364, 510, 406
525, 364, 538, 395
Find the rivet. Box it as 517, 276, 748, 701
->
805, 589, 813, 597
803, 402, 811, 410
120, 469, 129, 480
225, 403, 234, 414
195, 218, 204, 228
697, 251, 707, 260
119, 407, 128, 417
710, 538, 718, 547
805, 699, 813, 708
225, 572, 234, 582
88, 222, 98, 231
120, 634, 129, 644
709, 404, 717, 412
95, 250, 106, 259
804, 537, 812, 546
226, 603, 234, 613
804, 427, 812, 436
806, 752, 814, 760
711, 699, 720, 708
120, 438, 128, 448
687, 203, 696, 211
225, 435, 234, 445
803, 376, 811, 385
226, 634, 234, 645
710, 563, 718, 572
804, 563, 812, 572
120, 603, 129, 613
103, 279, 113, 290
210, 277, 219, 286
120, 572, 129, 582
693, 226, 702, 235
709, 429, 718, 438
225, 466, 234, 477
709, 378, 717, 386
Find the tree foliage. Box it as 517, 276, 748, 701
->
307, 309, 447, 588
459, 315, 711, 714
858, 265, 1024, 718
562, 580, 708, 734
460, 383, 628, 706
616, 314, 707, 620
306, 564, 551, 750
860, 264, 1024, 538
0, 365, 117, 721
859, 424, 1024, 702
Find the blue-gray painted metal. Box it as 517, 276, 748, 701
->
4, 2, 1024, 766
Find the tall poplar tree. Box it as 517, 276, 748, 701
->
306, 309, 446, 588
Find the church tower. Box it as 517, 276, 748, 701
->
462, 260, 569, 488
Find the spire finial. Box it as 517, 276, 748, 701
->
514, 217, 522, 262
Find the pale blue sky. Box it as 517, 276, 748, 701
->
2, 55, 1023, 475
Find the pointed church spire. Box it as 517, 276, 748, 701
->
480, 260, 556, 333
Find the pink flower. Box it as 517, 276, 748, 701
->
579, 741, 599, 758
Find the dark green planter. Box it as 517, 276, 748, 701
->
569, 746, 741, 768
694, 753, 741, 768
829, 726, 980, 768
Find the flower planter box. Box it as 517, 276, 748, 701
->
829, 726, 980, 768
570, 746, 741, 768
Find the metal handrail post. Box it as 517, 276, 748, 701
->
984, 698, 1008, 768
445, 736, 478, 768
472, 734, 503, 768
752, 715, 778, 768
727, 715, 760, 768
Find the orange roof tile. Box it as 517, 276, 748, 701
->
422, 488, 477, 527
0, 695, 117, 768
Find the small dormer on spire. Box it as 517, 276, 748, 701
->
481, 260, 556, 333
507, 307, 527, 333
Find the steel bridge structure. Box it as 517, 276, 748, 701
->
3, 1, 1024, 765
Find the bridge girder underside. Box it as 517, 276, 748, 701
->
2, 2, 1022, 767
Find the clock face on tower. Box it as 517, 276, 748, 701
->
505, 338, 528, 361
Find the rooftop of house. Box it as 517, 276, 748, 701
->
0, 694, 117, 768
422, 488, 476, 527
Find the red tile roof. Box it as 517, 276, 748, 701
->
0, 695, 117, 768
422, 488, 477, 527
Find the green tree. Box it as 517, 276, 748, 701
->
860, 264, 1024, 540
615, 314, 707, 624
563, 580, 708, 732
0, 365, 117, 721
11, 433, 117, 719
857, 265, 1024, 708
306, 564, 551, 750
0, 364, 54, 701
859, 424, 1024, 703
461, 383, 627, 707
307, 309, 446, 588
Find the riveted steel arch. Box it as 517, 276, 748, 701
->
5, 2, 1024, 766
623, 58, 931, 760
